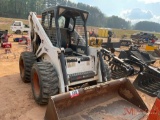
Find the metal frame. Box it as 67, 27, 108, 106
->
28, 5, 106, 94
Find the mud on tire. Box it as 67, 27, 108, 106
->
31, 62, 59, 105
19, 52, 36, 83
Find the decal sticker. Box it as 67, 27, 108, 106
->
70, 90, 79, 98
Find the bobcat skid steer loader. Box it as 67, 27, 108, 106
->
19, 5, 148, 120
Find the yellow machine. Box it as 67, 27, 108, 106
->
145, 44, 158, 51
88, 38, 103, 47
98, 28, 112, 37
145, 41, 160, 58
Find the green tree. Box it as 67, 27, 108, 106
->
0, 0, 131, 30
134, 21, 160, 32
106, 16, 131, 29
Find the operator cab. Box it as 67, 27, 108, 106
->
42, 5, 89, 56
41, 6, 97, 84
56, 6, 89, 56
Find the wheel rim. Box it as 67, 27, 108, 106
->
20, 59, 25, 78
33, 71, 40, 97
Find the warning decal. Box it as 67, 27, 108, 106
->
70, 90, 79, 98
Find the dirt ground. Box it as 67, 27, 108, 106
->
0, 35, 157, 120
0, 35, 46, 120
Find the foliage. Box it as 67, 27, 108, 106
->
0, 0, 130, 28
134, 21, 160, 32
0, 0, 45, 18
2, 0, 160, 32
106, 16, 131, 29
1, 16, 160, 39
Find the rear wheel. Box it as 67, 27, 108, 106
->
31, 62, 59, 105
19, 52, 36, 82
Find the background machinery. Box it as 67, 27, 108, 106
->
145, 40, 160, 59
119, 45, 156, 65
133, 62, 160, 97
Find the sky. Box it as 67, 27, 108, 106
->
70, 0, 160, 24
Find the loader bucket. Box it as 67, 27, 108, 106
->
45, 78, 148, 120
146, 51, 160, 58
130, 51, 156, 65
133, 66, 160, 97
145, 49, 160, 59
119, 45, 156, 65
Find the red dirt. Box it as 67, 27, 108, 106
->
0, 35, 157, 120
0, 35, 46, 120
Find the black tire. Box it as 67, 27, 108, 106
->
31, 62, 59, 105
104, 61, 111, 81
19, 52, 36, 83
16, 30, 21, 34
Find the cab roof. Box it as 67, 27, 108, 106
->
43, 5, 89, 15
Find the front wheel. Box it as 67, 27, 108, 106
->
31, 62, 59, 105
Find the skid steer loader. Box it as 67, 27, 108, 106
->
19, 5, 148, 120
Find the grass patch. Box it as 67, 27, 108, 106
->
112, 29, 160, 39
0, 17, 28, 33
112, 29, 140, 38
0, 17, 160, 39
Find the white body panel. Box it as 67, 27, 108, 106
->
29, 12, 65, 93
29, 12, 104, 93
66, 56, 95, 74
88, 46, 103, 82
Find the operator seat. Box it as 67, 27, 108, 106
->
60, 28, 73, 55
